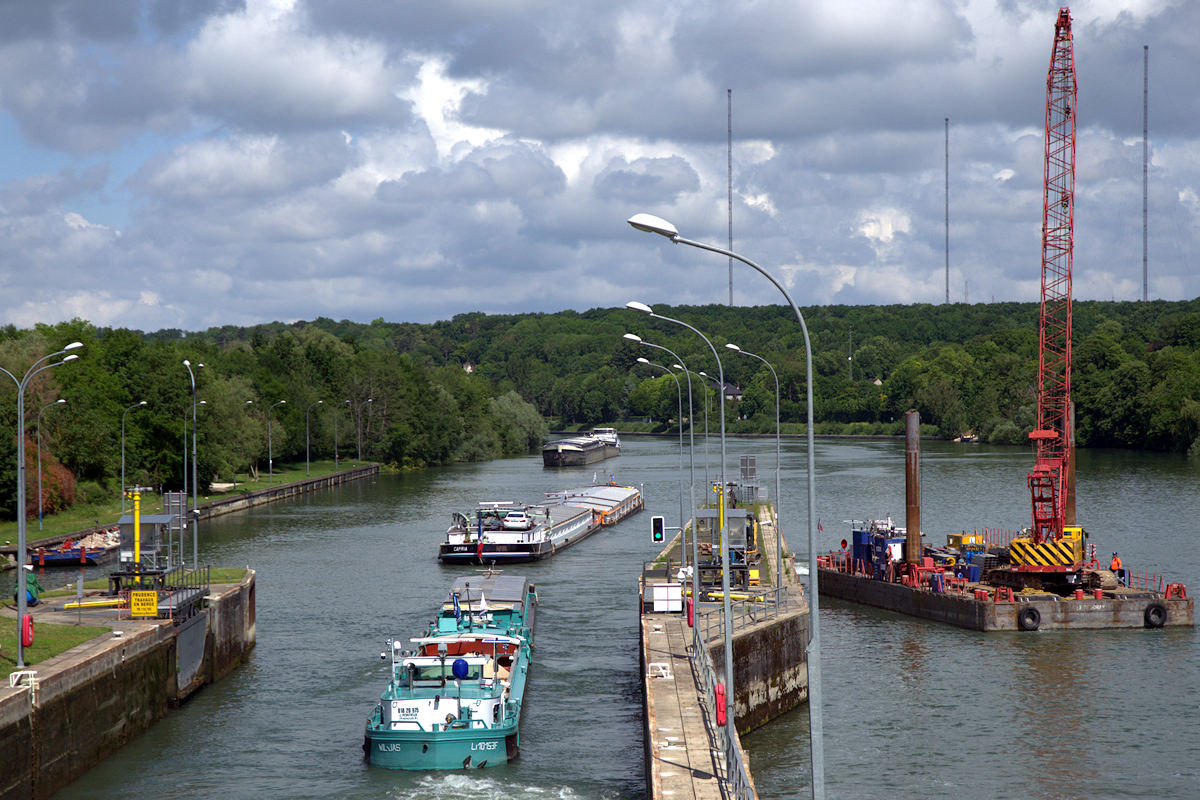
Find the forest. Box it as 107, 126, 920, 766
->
3, 297, 1200, 520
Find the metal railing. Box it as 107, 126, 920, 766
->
696, 584, 792, 646
641, 569, 796, 800
690, 617, 756, 800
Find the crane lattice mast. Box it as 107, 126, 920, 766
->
1028, 8, 1077, 545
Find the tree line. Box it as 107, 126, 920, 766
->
4, 298, 1200, 519
0, 319, 547, 520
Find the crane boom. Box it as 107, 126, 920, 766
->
1027, 8, 1077, 546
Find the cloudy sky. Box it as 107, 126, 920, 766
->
0, 0, 1195, 332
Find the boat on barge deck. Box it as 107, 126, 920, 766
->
438, 482, 642, 564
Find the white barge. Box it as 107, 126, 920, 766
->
438, 482, 642, 564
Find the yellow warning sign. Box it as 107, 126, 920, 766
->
130, 590, 158, 618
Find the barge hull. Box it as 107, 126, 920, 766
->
819, 568, 1195, 631
541, 446, 617, 467
439, 508, 602, 564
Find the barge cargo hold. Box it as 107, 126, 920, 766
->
438, 483, 642, 564
541, 428, 620, 467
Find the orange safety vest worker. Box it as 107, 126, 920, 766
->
1110, 553, 1122, 571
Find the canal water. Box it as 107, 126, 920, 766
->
32, 436, 1200, 800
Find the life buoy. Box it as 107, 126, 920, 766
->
21, 614, 34, 648
1144, 602, 1167, 629
1017, 606, 1041, 631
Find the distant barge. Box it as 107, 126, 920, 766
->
438, 482, 642, 564
541, 428, 620, 467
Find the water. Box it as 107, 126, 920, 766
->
32, 437, 1200, 800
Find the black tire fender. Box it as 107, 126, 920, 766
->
1017, 606, 1041, 631
1144, 602, 1167, 628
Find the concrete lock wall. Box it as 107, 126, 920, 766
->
709, 609, 811, 734
0, 574, 256, 800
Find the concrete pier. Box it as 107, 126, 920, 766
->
641, 503, 810, 800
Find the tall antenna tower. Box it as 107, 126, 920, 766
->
728, 88, 734, 306
945, 117, 950, 304
1143, 45, 1149, 301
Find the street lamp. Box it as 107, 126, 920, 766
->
673, 364, 712, 494
727, 343, 783, 589
356, 398, 373, 463
635, 357, 687, 564
121, 401, 148, 514
0, 341, 82, 668
626, 299, 736, 747
624, 334, 697, 517
628, 211, 825, 799
306, 400, 323, 476
183, 360, 203, 568
335, 399, 350, 467
36, 398, 66, 530
268, 400, 286, 484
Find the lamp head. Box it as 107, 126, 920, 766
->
199, 400, 207, 406
622, 332, 642, 343
317, 400, 323, 405
56, 398, 66, 404
62, 354, 79, 363
625, 300, 653, 315
63, 341, 83, 351
183, 359, 190, 366
139, 400, 148, 406
627, 213, 679, 239
672, 363, 683, 371
725, 343, 741, 352
636, 357, 650, 365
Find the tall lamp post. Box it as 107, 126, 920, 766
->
726, 343, 783, 588
635, 357, 687, 560
356, 398, 373, 463
626, 299, 735, 747
306, 400, 323, 476
335, 399, 350, 467
183, 360, 203, 567
0, 341, 83, 668
36, 398, 67, 530
628, 212, 825, 799
674, 365, 712, 494
624, 333, 699, 614
121, 400, 148, 514
181, 401, 205, 563
623, 334, 697, 520
268, 400, 286, 484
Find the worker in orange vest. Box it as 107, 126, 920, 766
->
1110, 552, 1125, 585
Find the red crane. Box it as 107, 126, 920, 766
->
1027, 8, 1077, 548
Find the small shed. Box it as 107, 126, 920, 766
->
116, 513, 178, 569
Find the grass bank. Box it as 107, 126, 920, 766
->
1, 460, 372, 546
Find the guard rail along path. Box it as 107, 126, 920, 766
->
639, 502, 810, 800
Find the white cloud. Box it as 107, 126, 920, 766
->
0, 0, 1197, 331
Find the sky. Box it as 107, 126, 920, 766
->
0, 0, 1196, 333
